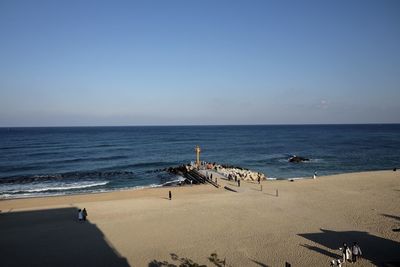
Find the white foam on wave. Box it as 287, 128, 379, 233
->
287, 177, 307, 180
0, 181, 109, 194
309, 158, 324, 163
0, 192, 69, 199
22, 181, 109, 193
267, 177, 309, 180
1, 175, 194, 200
0, 182, 110, 199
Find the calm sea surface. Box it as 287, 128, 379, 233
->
1, 125, 399, 199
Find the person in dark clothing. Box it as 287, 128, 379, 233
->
169, 191, 172, 200
342, 243, 348, 263
238, 179, 241, 187
82, 208, 88, 221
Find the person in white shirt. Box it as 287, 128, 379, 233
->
352, 242, 362, 262
78, 209, 83, 221
345, 246, 352, 262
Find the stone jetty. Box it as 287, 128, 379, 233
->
165, 162, 266, 184
213, 164, 266, 182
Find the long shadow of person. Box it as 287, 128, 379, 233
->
298, 228, 400, 266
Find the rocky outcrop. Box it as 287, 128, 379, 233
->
288, 155, 309, 163
212, 164, 266, 182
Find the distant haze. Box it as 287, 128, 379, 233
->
1, 0, 399, 126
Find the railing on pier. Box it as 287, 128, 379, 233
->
189, 170, 220, 188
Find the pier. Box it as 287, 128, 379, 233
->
165, 145, 265, 188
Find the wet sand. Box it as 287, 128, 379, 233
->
1, 170, 399, 266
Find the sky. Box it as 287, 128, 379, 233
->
0, 0, 399, 126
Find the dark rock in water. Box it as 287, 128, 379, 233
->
164, 165, 188, 175
288, 156, 310, 163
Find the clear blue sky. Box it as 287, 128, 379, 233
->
0, 0, 399, 126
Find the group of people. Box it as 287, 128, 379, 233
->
342, 242, 362, 263
78, 208, 88, 222
331, 242, 362, 266
226, 173, 243, 187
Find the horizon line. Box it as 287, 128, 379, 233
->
1, 122, 399, 128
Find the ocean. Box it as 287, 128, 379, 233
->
1, 124, 399, 199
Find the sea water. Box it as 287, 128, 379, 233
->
1, 125, 399, 199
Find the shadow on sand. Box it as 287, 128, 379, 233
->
149, 252, 234, 267
249, 258, 270, 267
298, 228, 400, 266
263, 192, 278, 197
381, 213, 400, 222
382, 214, 400, 232
0, 207, 129, 267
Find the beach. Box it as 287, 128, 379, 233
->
1, 170, 399, 266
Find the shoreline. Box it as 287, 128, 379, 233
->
0, 169, 395, 209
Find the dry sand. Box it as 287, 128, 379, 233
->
0, 170, 399, 267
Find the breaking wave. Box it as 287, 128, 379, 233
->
4, 181, 109, 194
0, 171, 134, 184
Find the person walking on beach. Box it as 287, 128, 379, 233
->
313, 171, 317, 179
352, 242, 362, 262
169, 190, 172, 200
82, 208, 88, 221
237, 179, 241, 187
258, 176, 261, 184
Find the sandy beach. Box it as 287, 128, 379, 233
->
1, 170, 399, 266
